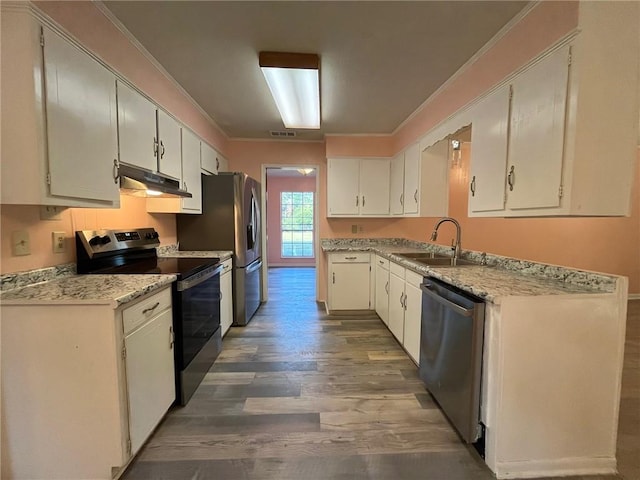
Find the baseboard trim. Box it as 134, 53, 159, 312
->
628, 293, 640, 300
494, 456, 616, 479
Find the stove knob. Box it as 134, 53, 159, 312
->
99, 235, 111, 245
152, 232, 159, 239
145, 232, 153, 240
88, 235, 101, 246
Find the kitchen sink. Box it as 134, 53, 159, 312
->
394, 252, 480, 267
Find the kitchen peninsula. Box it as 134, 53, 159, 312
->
322, 238, 628, 479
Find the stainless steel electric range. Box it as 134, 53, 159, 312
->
76, 227, 222, 405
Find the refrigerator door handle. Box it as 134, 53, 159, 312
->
246, 260, 263, 274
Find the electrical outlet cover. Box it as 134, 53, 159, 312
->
11, 230, 30, 256
52, 231, 66, 253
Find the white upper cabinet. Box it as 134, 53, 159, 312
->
201, 142, 220, 175
181, 129, 202, 213
416, 139, 449, 217
402, 143, 420, 215
468, 3, 638, 217
389, 153, 404, 215
116, 80, 157, 172
469, 85, 510, 214
1, 8, 120, 207
117, 81, 183, 181
156, 110, 182, 180
327, 158, 390, 217
506, 46, 569, 210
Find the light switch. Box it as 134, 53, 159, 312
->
11, 230, 30, 256
52, 231, 66, 253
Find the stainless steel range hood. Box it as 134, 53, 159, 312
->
119, 163, 192, 198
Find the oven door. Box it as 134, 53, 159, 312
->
174, 265, 222, 404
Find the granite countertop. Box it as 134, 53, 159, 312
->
0, 274, 176, 308
322, 239, 619, 303
159, 250, 233, 261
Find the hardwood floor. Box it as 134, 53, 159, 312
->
122, 269, 639, 480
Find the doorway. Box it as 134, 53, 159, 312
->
261, 165, 319, 303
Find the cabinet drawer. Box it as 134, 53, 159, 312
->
405, 270, 424, 289
330, 252, 370, 263
220, 258, 233, 275
123, 288, 172, 335
375, 255, 389, 270
390, 261, 405, 278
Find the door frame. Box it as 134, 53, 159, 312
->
260, 164, 320, 303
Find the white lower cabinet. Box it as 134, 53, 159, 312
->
122, 289, 175, 455
0, 287, 175, 480
328, 252, 371, 310
374, 255, 390, 325
220, 258, 233, 337
387, 261, 422, 364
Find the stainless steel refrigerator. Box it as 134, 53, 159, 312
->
177, 172, 262, 326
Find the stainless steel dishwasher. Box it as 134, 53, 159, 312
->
419, 277, 485, 443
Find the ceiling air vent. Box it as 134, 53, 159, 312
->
270, 130, 296, 138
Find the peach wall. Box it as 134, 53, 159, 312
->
325, 135, 394, 158
33, 1, 228, 153
266, 176, 316, 267
0, 196, 176, 274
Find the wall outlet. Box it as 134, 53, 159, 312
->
52, 231, 66, 253
11, 230, 30, 256
351, 224, 358, 234
40, 205, 65, 220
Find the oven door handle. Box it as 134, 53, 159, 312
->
246, 260, 262, 274
177, 264, 223, 292
420, 283, 474, 317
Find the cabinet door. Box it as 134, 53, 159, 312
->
403, 282, 422, 364
117, 80, 157, 172
469, 85, 510, 213
507, 46, 569, 210
125, 308, 175, 455
389, 153, 404, 215
181, 129, 202, 213
43, 28, 119, 204
327, 158, 360, 215
388, 272, 405, 342
403, 143, 420, 214
375, 263, 389, 325
329, 262, 370, 310
220, 269, 233, 337
200, 142, 219, 175
359, 158, 390, 215
157, 110, 182, 180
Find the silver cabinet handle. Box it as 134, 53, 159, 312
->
507, 165, 515, 191
400, 193, 404, 206
362, 196, 365, 207
400, 292, 404, 306
184, 181, 188, 192
385, 281, 389, 294
470, 175, 476, 197
379, 260, 384, 265
216, 158, 220, 171
356, 195, 359, 207
403, 293, 407, 311
332, 272, 335, 284
160, 140, 165, 158
413, 189, 418, 203
142, 302, 160, 314
345, 256, 357, 260
169, 325, 174, 349
113, 159, 119, 184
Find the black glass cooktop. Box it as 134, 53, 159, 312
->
95, 256, 220, 279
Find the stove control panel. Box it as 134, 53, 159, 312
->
76, 228, 160, 259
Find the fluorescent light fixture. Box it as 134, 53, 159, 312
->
259, 52, 320, 129
297, 168, 314, 176
146, 189, 163, 196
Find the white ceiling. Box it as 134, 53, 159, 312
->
102, 1, 529, 141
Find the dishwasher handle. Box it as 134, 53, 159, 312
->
420, 282, 474, 317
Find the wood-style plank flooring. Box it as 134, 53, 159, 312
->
122, 268, 639, 480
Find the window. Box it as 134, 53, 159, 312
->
281, 191, 314, 258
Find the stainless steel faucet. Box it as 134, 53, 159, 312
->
430, 217, 462, 260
